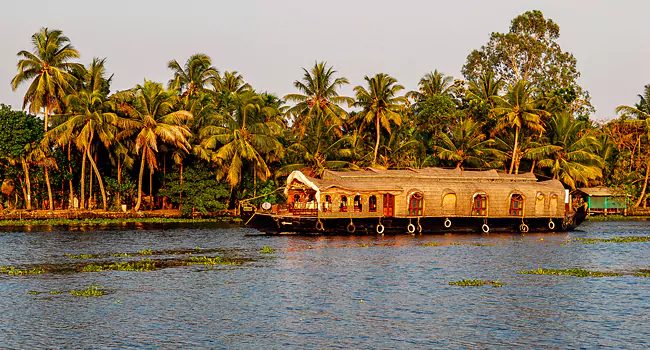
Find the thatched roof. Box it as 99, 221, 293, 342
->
323, 167, 537, 182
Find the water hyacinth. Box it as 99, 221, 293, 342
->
449, 279, 502, 287
518, 268, 620, 277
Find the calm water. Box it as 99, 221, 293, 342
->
1, 221, 649, 349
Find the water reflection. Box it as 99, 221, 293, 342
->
0, 221, 649, 348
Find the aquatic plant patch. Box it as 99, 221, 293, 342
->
419, 242, 440, 247
70, 284, 104, 297
186, 256, 241, 266
66, 253, 101, 259
1, 266, 45, 275
79, 259, 157, 272
449, 279, 502, 287
518, 268, 620, 277
573, 236, 650, 244
261, 245, 276, 254
633, 271, 650, 277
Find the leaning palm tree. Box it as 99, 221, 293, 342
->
491, 81, 550, 174
44, 90, 119, 211
354, 73, 407, 165
167, 53, 219, 101
11, 28, 82, 210
536, 113, 603, 189
200, 91, 283, 189
616, 84, 650, 206
119, 80, 193, 211
285, 61, 354, 139
435, 118, 499, 169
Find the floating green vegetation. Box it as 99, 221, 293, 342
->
28, 290, 40, 295
419, 242, 440, 247
633, 271, 650, 277
49, 290, 63, 295
66, 253, 100, 259
357, 243, 369, 247
450, 242, 463, 246
473, 243, 493, 247
518, 268, 620, 277
261, 245, 276, 254
449, 279, 502, 287
186, 256, 240, 266
1, 266, 45, 275
573, 236, 650, 245
111, 252, 132, 257
80, 259, 157, 272
70, 284, 104, 297
137, 249, 153, 255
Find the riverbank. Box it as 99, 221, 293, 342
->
0, 209, 240, 227
586, 214, 650, 222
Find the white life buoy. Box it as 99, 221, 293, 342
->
444, 218, 452, 228
376, 223, 385, 234
347, 222, 356, 233
548, 220, 555, 230
520, 223, 529, 233
407, 223, 416, 234
482, 224, 490, 233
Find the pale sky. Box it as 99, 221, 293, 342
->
1, 0, 649, 122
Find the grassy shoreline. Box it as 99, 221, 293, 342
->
586, 214, 650, 222
0, 216, 241, 228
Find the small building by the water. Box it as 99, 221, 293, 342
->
573, 187, 628, 215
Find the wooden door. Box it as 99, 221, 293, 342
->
383, 194, 395, 217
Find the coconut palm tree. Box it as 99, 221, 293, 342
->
435, 118, 499, 169
219, 71, 252, 95
491, 81, 550, 174
11, 28, 82, 210
200, 91, 283, 189
167, 53, 219, 101
354, 73, 407, 165
119, 80, 193, 211
406, 70, 455, 102
536, 113, 603, 189
285, 62, 354, 139
616, 84, 650, 206
44, 89, 119, 211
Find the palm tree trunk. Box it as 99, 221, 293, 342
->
179, 161, 183, 212
88, 151, 93, 209
116, 157, 122, 207
44, 167, 54, 211
68, 143, 74, 209
373, 115, 381, 165
135, 151, 146, 211
509, 127, 520, 174
149, 167, 153, 210
21, 156, 32, 210
43, 104, 54, 211
80, 147, 87, 209
635, 157, 650, 207
87, 145, 108, 211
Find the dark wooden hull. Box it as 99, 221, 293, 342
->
245, 209, 587, 235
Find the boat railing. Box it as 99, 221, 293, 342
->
289, 202, 319, 216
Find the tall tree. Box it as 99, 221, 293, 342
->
119, 80, 193, 211
435, 118, 498, 170
462, 10, 592, 114
11, 28, 81, 211
407, 70, 454, 102
616, 84, 650, 206
491, 81, 549, 174
354, 73, 407, 165
285, 61, 353, 139
167, 53, 219, 101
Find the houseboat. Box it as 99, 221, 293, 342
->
245, 167, 587, 234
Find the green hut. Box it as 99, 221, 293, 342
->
573, 187, 628, 215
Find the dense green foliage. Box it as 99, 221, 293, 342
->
2, 10, 650, 214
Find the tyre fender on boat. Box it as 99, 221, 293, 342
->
548, 220, 555, 230
347, 222, 356, 233
376, 223, 385, 234
407, 223, 416, 234
520, 223, 529, 233
444, 218, 452, 228
482, 224, 490, 233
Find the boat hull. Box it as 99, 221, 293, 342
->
246, 209, 587, 235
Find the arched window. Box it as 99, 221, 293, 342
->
472, 193, 488, 216
442, 192, 456, 215
549, 193, 559, 216
369, 195, 377, 212
339, 196, 348, 212
509, 194, 525, 216
353, 195, 363, 212
535, 192, 545, 215
323, 195, 332, 212
408, 192, 424, 216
